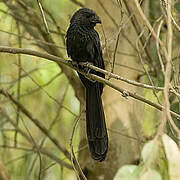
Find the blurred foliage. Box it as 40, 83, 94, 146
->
0, 0, 180, 179
114, 135, 180, 180
0, 0, 84, 179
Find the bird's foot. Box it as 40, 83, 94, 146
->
79, 62, 93, 74
79, 62, 96, 83
122, 91, 129, 99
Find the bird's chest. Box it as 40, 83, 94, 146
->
73, 33, 88, 53
67, 27, 95, 62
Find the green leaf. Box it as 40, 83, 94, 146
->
162, 134, 180, 180
113, 165, 138, 180
140, 169, 162, 180
141, 140, 159, 166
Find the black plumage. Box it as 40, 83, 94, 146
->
66, 8, 108, 161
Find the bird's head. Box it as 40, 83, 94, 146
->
70, 8, 101, 28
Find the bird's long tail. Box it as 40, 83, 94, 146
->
86, 83, 108, 161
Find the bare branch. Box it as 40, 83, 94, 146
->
0, 46, 180, 120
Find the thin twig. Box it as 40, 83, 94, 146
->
136, 28, 162, 105
0, 68, 39, 85
70, 112, 87, 180
133, 0, 169, 62
156, 19, 165, 73
20, 72, 62, 97
0, 29, 65, 49
1, 110, 73, 169
97, 0, 118, 28
0, 90, 72, 160
108, 128, 144, 142
14, 21, 22, 147
37, 0, 50, 34
29, 83, 69, 176
122, 0, 154, 64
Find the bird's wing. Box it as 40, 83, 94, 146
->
86, 32, 105, 71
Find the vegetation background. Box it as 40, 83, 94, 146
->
0, 0, 180, 179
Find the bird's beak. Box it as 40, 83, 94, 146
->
92, 15, 102, 24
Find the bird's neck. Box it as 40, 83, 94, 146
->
70, 22, 95, 30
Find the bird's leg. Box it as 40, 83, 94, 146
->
81, 62, 96, 83
79, 62, 96, 83
69, 61, 93, 73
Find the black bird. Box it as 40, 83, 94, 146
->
66, 8, 108, 161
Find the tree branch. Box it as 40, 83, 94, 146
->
0, 46, 179, 120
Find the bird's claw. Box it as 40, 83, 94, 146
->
79, 62, 96, 83
79, 62, 93, 74
122, 91, 129, 99
70, 61, 96, 82
79, 62, 93, 68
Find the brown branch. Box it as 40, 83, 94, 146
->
0, 46, 180, 120
0, 46, 159, 91
83, 63, 180, 98
88, 73, 180, 120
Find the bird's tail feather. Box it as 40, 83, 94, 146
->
86, 83, 108, 161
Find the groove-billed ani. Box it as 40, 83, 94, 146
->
66, 8, 108, 161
